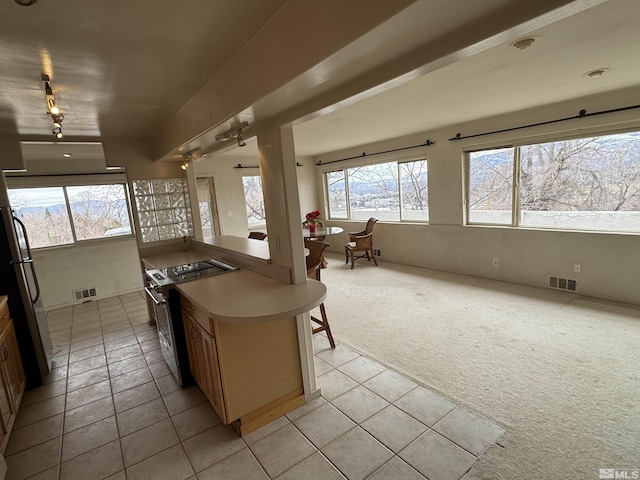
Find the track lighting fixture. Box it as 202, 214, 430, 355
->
237, 130, 246, 147
215, 121, 249, 147
42, 74, 66, 139
180, 147, 201, 170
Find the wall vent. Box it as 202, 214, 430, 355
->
549, 277, 577, 292
73, 287, 97, 301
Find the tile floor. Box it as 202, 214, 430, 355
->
4, 292, 504, 480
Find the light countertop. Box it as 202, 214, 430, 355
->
199, 235, 271, 263
177, 270, 326, 323
142, 253, 326, 323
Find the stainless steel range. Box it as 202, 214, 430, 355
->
144, 258, 237, 386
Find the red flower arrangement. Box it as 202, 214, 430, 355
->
304, 210, 322, 233
305, 210, 321, 223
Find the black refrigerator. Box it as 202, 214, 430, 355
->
0, 204, 53, 390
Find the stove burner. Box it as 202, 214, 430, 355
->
146, 258, 237, 289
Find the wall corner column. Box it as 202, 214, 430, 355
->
257, 123, 319, 399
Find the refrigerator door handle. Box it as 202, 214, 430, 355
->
28, 260, 41, 303
12, 216, 34, 260
12, 215, 41, 304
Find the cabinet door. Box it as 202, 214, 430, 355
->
4, 321, 25, 408
182, 313, 201, 385
0, 360, 11, 435
0, 328, 15, 453
197, 326, 226, 423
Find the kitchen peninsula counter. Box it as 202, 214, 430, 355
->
141, 250, 326, 435
142, 252, 326, 323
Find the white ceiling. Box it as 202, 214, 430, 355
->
1, 0, 639, 164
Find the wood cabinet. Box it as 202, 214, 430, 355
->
0, 298, 26, 453
182, 309, 226, 422
178, 292, 304, 435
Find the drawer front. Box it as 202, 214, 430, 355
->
179, 294, 213, 337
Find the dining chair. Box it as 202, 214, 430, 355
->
304, 239, 335, 348
344, 217, 378, 269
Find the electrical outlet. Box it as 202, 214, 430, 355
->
574, 263, 581, 273
374, 249, 381, 256
399, 246, 404, 255
492, 258, 499, 267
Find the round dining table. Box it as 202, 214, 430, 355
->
303, 226, 344, 268
302, 226, 344, 239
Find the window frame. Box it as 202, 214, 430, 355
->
241, 174, 267, 229
6, 174, 134, 249
323, 155, 429, 223
464, 129, 640, 233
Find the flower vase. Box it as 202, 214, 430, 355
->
309, 222, 317, 234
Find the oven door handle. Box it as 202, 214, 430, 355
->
144, 286, 166, 306
158, 331, 171, 350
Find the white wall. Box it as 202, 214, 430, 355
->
33, 236, 143, 310
194, 154, 318, 237
314, 87, 640, 305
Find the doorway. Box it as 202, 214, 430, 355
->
196, 177, 221, 238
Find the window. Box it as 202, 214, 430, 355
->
325, 158, 428, 222
467, 147, 514, 225
196, 177, 216, 238
242, 175, 266, 228
132, 178, 193, 243
326, 170, 347, 219
466, 131, 640, 231
399, 159, 429, 222
8, 183, 132, 248
67, 185, 131, 240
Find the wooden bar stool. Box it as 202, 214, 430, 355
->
304, 239, 336, 349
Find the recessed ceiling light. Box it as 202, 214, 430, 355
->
513, 38, 536, 50
584, 68, 608, 78
63, 153, 71, 158
14, 0, 37, 5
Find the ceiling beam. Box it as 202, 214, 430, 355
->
152, 0, 417, 161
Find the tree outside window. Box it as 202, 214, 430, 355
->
326, 170, 347, 219
325, 158, 428, 222
8, 183, 132, 248
242, 175, 266, 228
467, 148, 514, 224
67, 185, 131, 240
467, 131, 640, 231
400, 159, 428, 221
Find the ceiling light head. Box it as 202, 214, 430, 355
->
513, 37, 535, 50
63, 153, 71, 158
46, 97, 61, 116
237, 130, 246, 147
15, 0, 37, 6
52, 126, 63, 139
584, 68, 608, 78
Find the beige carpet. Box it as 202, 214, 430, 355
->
313, 253, 640, 480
